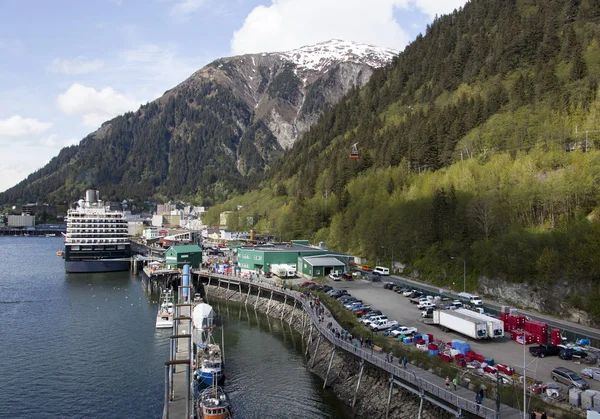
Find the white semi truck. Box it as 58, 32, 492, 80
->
270, 264, 296, 278
429, 309, 489, 340
454, 308, 504, 338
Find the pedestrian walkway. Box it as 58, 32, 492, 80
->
199, 272, 523, 418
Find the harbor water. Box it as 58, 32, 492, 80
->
0, 237, 350, 418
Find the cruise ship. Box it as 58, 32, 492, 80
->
64, 190, 130, 273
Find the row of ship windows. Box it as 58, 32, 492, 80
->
67, 239, 129, 244
68, 221, 127, 225
69, 228, 127, 233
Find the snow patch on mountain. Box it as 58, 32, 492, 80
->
278, 39, 397, 73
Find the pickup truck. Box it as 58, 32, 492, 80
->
362, 315, 388, 326
370, 319, 399, 331
417, 301, 436, 310
389, 326, 418, 337
529, 344, 561, 358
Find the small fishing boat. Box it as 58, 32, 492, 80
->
195, 385, 233, 419
155, 289, 174, 329
193, 302, 225, 387
56, 250, 64, 256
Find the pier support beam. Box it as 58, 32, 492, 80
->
386, 373, 394, 419
254, 287, 260, 309
266, 290, 274, 315
289, 300, 297, 324
311, 335, 321, 368
245, 283, 251, 305
305, 324, 313, 356
323, 346, 336, 389
281, 295, 287, 320
352, 360, 365, 408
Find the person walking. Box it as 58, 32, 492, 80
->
530, 412, 537, 419
402, 357, 408, 368
475, 393, 482, 413
540, 412, 547, 419
452, 377, 457, 391
445, 376, 450, 389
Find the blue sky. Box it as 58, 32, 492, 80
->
0, 0, 468, 193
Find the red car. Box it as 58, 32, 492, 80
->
361, 265, 372, 271
342, 273, 353, 281
297, 281, 316, 287
355, 307, 370, 316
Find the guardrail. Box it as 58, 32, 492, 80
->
196, 271, 510, 418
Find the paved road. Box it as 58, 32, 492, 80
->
328, 278, 600, 396
385, 273, 600, 345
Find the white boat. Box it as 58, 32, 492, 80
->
156, 289, 175, 329
45, 233, 55, 237
193, 303, 225, 387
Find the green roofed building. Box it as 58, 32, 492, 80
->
299, 255, 346, 278
237, 242, 330, 274
165, 244, 202, 269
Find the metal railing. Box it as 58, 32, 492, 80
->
198, 271, 502, 418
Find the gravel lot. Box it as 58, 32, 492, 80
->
327, 278, 600, 393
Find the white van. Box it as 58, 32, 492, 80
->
457, 292, 483, 306
373, 266, 390, 276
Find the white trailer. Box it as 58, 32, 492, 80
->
431, 310, 488, 340
270, 264, 288, 278
454, 308, 504, 338
270, 264, 296, 278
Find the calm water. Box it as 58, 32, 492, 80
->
0, 237, 349, 418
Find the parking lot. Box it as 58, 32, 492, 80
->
326, 278, 600, 393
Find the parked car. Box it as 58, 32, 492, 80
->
384, 325, 402, 336
383, 282, 395, 290
343, 301, 363, 309
351, 304, 371, 313
389, 326, 418, 337
305, 284, 320, 291
364, 273, 381, 282
407, 290, 423, 298
370, 319, 399, 331
342, 272, 353, 281
361, 265, 372, 271
322, 285, 333, 292
362, 315, 388, 326
529, 344, 561, 358
338, 295, 357, 303
354, 307, 371, 317
329, 272, 341, 281
360, 310, 382, 320
417, 301, 436, 310
552, 367, 589, 389
559, 348, 588, 360
397, 287, 410, 294
297, 281, 316, 287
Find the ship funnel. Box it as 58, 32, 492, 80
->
85, 190, 98, 204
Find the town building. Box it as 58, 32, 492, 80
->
7, 214, 35, 228
236, 241, 331, 274
165, 245, 203, 269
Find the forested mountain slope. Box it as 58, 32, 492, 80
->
0, 40, 395, 205
204, 0, 600, 322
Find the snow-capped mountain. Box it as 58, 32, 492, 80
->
2, 40, 397, 205
184, 39, 398, 148
279, 39, 397, 74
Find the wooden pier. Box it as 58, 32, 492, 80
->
162, 286, 193, 419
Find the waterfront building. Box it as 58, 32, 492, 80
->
165, 245, 203, 269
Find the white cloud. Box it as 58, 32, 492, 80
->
231, 0, 413, 54
40, 134, 79, 148
50, 57, 104, 75
0, 115, 52, 137
412, 0, 469, 18
170, 0, 208, 17
57, 83, 141, 127
231, 0, 469, 55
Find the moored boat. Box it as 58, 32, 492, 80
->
193, 302, 225, 387
195, 385, 233, 419
155, 289, 174, 329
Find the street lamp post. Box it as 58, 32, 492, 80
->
450, 256, 466, 293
